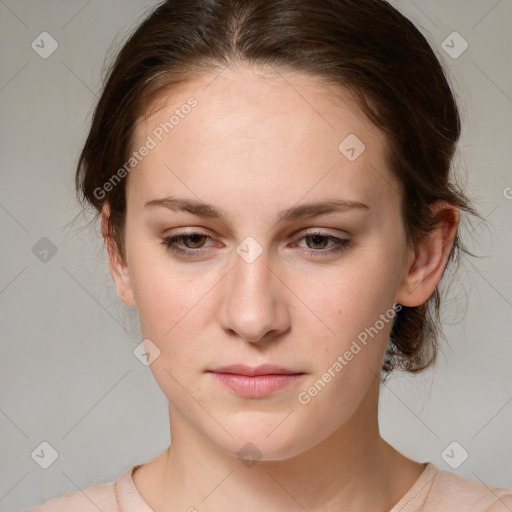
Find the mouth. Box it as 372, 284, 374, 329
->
207, 364, 305, 398
208, 364, 304, 376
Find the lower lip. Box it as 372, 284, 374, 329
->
210, 372, 303, 398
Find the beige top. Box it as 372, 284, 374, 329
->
26, 462, 512, 511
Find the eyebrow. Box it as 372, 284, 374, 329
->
144, 196, 369, 224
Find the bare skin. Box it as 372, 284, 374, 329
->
103, 63, 458, 511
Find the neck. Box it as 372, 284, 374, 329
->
134, 383, 425, 512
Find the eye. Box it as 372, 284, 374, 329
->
293, 232, 351, 257
161, 231, 351, 258
162, 232, 215, 257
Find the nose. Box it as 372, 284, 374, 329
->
217, 247, 291, 343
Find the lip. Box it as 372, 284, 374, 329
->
208, 364, 302, 376
207, 365, 305, 398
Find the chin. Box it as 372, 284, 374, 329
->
214, 424, 318, 464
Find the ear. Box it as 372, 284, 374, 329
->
101, 203, 137, 307
396, 201, 459, 307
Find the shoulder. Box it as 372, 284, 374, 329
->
24, 482, 117, 512
425, 464, 512, 511
24, 466, 135, 512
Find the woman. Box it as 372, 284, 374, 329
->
28, 0, 512, 510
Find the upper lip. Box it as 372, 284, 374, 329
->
208, 364, 303, 376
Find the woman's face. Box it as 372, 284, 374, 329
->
109, 64, 416, 461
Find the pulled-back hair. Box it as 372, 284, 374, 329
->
75, 0, 480, 378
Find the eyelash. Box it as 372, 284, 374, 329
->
161, 231, 351, 258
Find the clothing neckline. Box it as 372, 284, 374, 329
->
115, 460, 438, 511
115, 464, 154, 511
389, 462, 439, 511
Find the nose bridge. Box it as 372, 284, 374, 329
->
231, 244, 276, 313
218, 243, 288, 342
233, 245, 272, 299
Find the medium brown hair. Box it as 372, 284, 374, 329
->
75, 0, 481, 378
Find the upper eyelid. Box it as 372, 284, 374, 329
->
165, 227, 349, 240
165, 230, 348, 249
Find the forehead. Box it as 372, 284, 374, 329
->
128, 65, 400, 219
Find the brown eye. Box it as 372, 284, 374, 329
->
162, 232, 214, 256
294, 232, 351, 258
304, 234, 330, 250
180, 234, 208, 248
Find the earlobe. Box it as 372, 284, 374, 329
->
396, 201, 459, 307
101, 204, 137, 308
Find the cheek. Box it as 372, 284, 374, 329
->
293, 259, 397, 334
289, 264, 396, 426
289, 249, 401, 380
136, 272, 206, 338
127, 233, 201, 325
129, 258, 228, 381
131, 262, 212, 398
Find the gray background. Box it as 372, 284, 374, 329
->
0, 0, 511, 510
